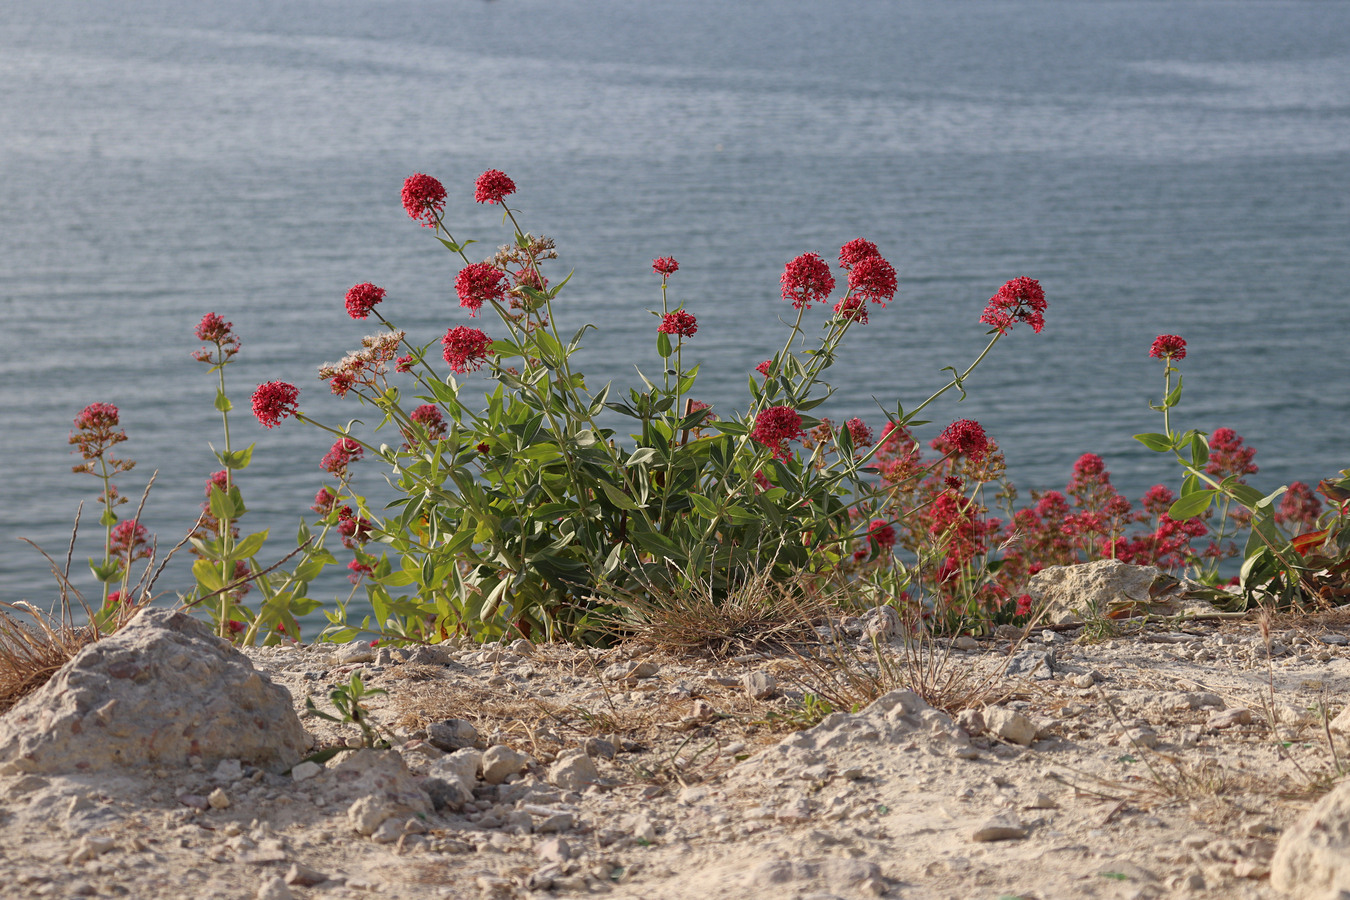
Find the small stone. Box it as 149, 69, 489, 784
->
984, 706, 1037, 746
211, 758, 244, 783
1328, 706, 1350, 734
1026, 792, 1058, 809
1207, 708, 1253, 730
1320, 634, 1349, 646
290, 761, 322, 782
971, 813, 1027, 842
1070, 673, 1096, 689
548, 749, 599, 792
284, 863, 329, 887
953, 636, 979, 651
177, 792, 209, 811
335, 642, 376, 664
632, 816, 657, 842
481, 745, 530, 785
256, 876, 294, 900
744, 670, 777, 700
426, 719, 480, 752
583, 737, 616, 759
956, 708, 986, 737
348, 795, 399, 836
207, 787, 230, 809
537, 837, 573, 863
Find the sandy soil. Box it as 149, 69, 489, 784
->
4, 611, 1349, 900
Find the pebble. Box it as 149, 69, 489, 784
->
290, 761, 323, 782
1206, 708, 1253, 730
207, 788, 230, 809
482, 745, 531, 785
744, 670, 777, 700
426, 718, 480, 752
971, 813, 1028, 842
549, 749, 600, 791
953, 636, 979, 651
256, 876, 294, 900
984, 706, 1037, 746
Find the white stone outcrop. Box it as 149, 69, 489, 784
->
0, 608, 305, 774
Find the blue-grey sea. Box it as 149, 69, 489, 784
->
1, 0, 1347, 626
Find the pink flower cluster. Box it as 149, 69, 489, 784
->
979, 276, 1046, 335
474, 169, 516, 205
935, 419, 989, 461
652, 257, 679, 277
750, 406, 805, 459
658, 310, 698, 337
402, 173, 447, 227
251, 382, 300, 428
345, 283, 386, 320
442, 326, 493, 373
409, 404, 447, 441
780, 253, 835, 310
321, 437, 364, 476
455, 263, 509, 316
192, 312, 241, 364
1149, 334, 1187, 360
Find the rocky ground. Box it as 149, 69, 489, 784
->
5, 587, 1350, 900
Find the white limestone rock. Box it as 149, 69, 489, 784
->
0, 608, 305, 775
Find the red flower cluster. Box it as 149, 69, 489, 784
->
652, 257, 679, 277
191, 312, 241, 365
658, 310, 698, 337
1205, 427, 1257, 479
838, 238, 880, 271
311, 487, 337, 515
347, 559, 374, 583
204, 469, 230, 499
442, 326, 493, 373
474, 169, 516, 205
109, 520, 151, 561
833, 296, 868, 324
73, 402, 120, 434
337, 506, 372, 549
755, 359, 774, 378
1149, 334, 1187, 360
847, 255, 898, 307
251, 382, 299, 428
321, 437, 364, 476
69, 402, 128, 464
455, 263, 508, 316
344, 282, 386, 320
936, 419, 989, 461
845, 417, 873, 447
750, 406, 805, 459
1278, 481, 1323, 532
979, 276, 1046, 335
868, 519, 897, 548
409, 404, 447, 440
402, 173, 446, 227
780, 253, 835, 310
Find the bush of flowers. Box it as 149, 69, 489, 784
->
49, 171, 1348, 646
242, 170, 1050, 643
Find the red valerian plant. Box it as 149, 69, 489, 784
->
441, 326, 493, 373
780, 252, 836, 310
652, 256, 679, 277
658, 310, 698, 337
243, 168, 1043, 643
344, 283, 386, 320
979, 276, 1046, 335
402, 173, 447, 227
474, 169, 516, 205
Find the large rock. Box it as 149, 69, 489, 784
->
1027, 559, 1210, 625
0, 608, 306, 775
1272, 780, 1350, 894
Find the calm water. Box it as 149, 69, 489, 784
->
2, 1, 1348, 623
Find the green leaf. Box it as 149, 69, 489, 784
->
219, 444, 255, 470
1133, 432, 1173, 453
213, 389, 233, 413
99, 508, 118, 527
1227, 483, 1266, 508
597, 481, 642, 511
1169, 489, 1216, 520
656, 332, 673, 359
1189, 433, 1209, 467
232, 529, 269, 560
688, 493, 721, 518
192, 558, 226, 593
626, 447, 661, 467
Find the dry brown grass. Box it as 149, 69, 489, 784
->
596, 568, 832, 658
3, 496, 173, 714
